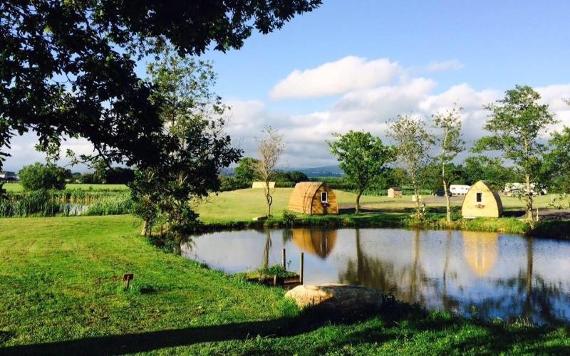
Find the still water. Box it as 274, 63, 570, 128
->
181, 228, 570, 325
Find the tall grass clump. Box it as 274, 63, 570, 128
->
0, 190, 133, 217
85, 194, 133, 215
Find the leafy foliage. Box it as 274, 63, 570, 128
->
544, 127, 570, 193
256, 127, 284, 217
234, 157, 261, 187
18, 163, 69, 191
130, 51, 241, 235
463, 156, 517, 190
433, 106, 464, 222
328, 131, 394, 213
474, 85, 557, 220
388, 115, 434, 220
0, 0, 321, 169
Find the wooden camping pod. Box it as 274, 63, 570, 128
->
288, 182, 339, 215
461, 181, 503, 218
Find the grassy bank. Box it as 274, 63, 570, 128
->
0, 216, 568, 354
193, 189, 570, 239
2, 183, 129, 193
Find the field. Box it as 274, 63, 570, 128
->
1, 216, 567, 354
195, 188, 559, 223
2, 183, 129, 192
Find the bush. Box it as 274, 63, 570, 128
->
18, 163, 68, 191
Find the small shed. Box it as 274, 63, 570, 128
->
288, 182, 339, 215
252, 181, 275, 189
387, 187, 402, 198
461, 180, 503, 218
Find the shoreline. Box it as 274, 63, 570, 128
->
195, 212, 570, 240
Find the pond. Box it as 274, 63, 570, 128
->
181, 228, 570, 325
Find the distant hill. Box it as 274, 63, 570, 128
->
289, 165, 343, 178
221, 165, 343, 178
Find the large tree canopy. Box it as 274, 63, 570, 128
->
0, 0, 321, 169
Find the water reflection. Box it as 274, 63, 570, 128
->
463, 231, 498, 277
291, 229, 337, 258
182, 228, 570, 325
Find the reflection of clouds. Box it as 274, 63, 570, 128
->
184, 227, 570, 323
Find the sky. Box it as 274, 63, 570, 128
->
4, 0, 570, 171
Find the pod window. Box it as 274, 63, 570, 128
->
476, 192, 483, 203
321, 191, 328, 203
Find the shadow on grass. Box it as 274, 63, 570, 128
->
0, 309, 377, 355
2, 301, 567, 355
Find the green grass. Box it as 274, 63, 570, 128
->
0, 216, 567, 354
196, 188, 560, 223
194, 189, 569, 238
2, 183, 128, 192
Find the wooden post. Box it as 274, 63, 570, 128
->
282, 248, 286, 269
273, 274, 278, 286
299, 252, 304, 285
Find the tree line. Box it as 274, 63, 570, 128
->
328, 85, 566, 223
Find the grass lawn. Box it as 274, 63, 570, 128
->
1, 215, 567, 354
195, 188, 558, 223
2, 182, 129, 192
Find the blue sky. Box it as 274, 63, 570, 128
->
206, 0, 570, 99
5, 0, 570, 170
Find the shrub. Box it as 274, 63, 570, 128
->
18, 163, 68, 191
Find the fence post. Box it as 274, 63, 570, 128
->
299, 252, 304, 285
282, 248, 286, 269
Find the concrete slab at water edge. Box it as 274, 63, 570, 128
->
285, 284, 384, 313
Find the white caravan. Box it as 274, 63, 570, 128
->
449, 184, 470, 196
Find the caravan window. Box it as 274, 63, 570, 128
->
476, 192, 482, 203
321, 191, 328, 203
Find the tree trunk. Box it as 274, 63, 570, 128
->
414, 184, 421, 220
525, 174, 533, 221
443, 179, 451, 223
265, 181, 273, 217
141, 219, 149, 236
356, 190, 362, 214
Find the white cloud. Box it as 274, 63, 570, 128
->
425, 59, 464, 73
4, 57, 570, 170
270, 56, 401, 99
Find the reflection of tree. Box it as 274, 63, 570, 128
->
460, 236, 569, 325
338, 229, 569, 324
339, 229, 429, 304
262, 229, 272, 269
439, 230, 459, 312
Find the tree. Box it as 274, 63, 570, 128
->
0, 1, 321, 170
433, 106, 465, 222
388, 115, 434, 220
256, 127, 284, 217
131, 51, 241, 236
328, 131, 394, 213
474, 86, 557, 221
18, 163, 67, 191
543, 127, 570, 193
463, 156, 516, 189
234, 157, 260, 187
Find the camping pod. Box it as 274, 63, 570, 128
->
461, 181, 503, 218
288, 182, 339, 215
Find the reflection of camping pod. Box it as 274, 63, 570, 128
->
461, 181, 503, 218
288, 182, 339, 215
462, 231, 499, 277
291, 229, 337, 258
